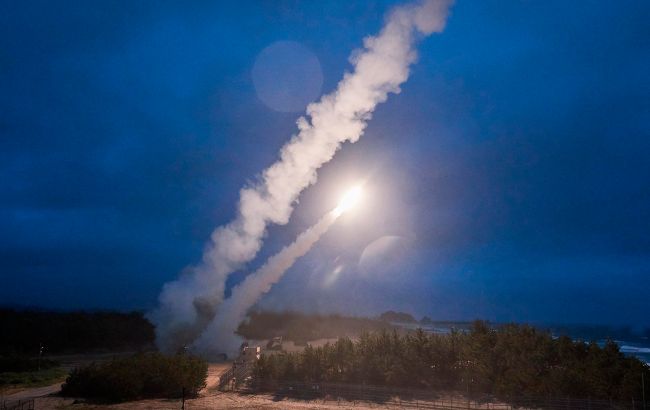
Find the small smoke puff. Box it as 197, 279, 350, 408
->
388, 0, 453, 36
412, 0, 454, 35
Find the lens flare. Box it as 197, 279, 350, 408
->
334, 186, 363, 216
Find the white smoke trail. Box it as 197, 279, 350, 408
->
193, 211, 339, 356
150, 0, 453, 353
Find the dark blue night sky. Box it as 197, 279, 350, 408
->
1, 1, 649, 326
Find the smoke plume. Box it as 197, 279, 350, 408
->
150, 0, 453, 353
193, 211, 339, 356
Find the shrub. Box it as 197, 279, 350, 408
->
61, 353, 207, 402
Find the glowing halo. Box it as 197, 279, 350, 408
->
334, 185, 363, 216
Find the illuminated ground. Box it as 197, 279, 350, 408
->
5, 362, 506, 409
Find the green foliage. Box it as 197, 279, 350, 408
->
252, 322, 649, 401
0, 309, 154, 354
0, 367, 68, 387
60, 353, 207, 402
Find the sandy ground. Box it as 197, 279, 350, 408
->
204, 362, 232, 391
3, 361, 507, 410
30, 392, 498, 410
12, 387, 507, 410
2, 383, 64, 401
28, 393, 422, 409
29, 392, 510, 410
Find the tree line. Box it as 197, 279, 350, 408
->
252, 321, 649, 402
61, 353, 207, 402
237, 310, 393, 345
0, 308, 154, 355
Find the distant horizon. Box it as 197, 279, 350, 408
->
3, 303, 648, 331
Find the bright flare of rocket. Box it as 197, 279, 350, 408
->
334, 186, 363, 216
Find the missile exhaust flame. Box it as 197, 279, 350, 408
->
334, 186, 363, 216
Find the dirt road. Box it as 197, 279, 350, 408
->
29, 392, 451, 409
6, 363, 491, 409
2, 362, 234, 409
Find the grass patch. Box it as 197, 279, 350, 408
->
0, 355, 60, 372
0, 366, 68, 388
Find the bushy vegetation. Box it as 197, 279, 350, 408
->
0, 308, 154, 354
0, 367, 68, 388
253, 321, 648, 401
0, 354, 66, 388
237, 311, 393, 344
61, 353, 207, 402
